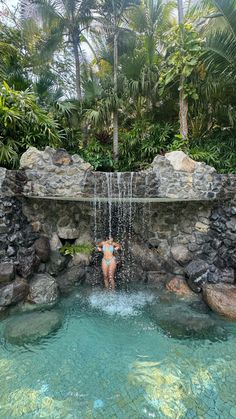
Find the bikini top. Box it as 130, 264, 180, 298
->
102, 244, 114, 252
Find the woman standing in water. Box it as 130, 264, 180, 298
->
96, 238, 121, 290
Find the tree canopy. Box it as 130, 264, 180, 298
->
0, 0, 235, 172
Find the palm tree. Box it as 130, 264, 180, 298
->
177, 0, 188, 140
31, 0, 95, 100
203, 0, 236, 80
128, 0, 174, 114
97, 0, 140, 161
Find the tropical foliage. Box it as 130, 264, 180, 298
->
0, 82, 61, 167
0, 0, 235, 173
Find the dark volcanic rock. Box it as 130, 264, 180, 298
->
185, 259, 209, 281
57, 266, 86, 294
187, 277, 202, 293
47, 250, 68, 276
130, 243, 163, 272
17, 247, 40, 278
0, 262, 15, 283
34, 236, 50, 262
0, 278, 29, 307
28, 273, 59, 304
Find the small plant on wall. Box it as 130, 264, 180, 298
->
59, 243, 93, 256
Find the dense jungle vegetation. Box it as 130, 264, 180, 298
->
0, 0, 236, 172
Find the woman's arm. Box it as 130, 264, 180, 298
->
113, 242, 121, 250
96, 241, 104, 251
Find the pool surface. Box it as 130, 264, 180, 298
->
0, 286, 236, 418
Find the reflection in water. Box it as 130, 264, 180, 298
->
0, 286, 235, 418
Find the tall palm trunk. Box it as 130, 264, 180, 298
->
113, 31, 119, 161
178, 0, 188, 140
72, 38, 82, 101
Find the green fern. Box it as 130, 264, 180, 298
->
59, 243, 93, 256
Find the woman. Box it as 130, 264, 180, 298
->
96, 237, 121, 290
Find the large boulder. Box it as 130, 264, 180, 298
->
185, 259, 209, 285
0, 262, 15, 283
68, 252, 91, 268
130, 243, 163, 272
165, 151, 197, 172
4, 310, 62, 345
203, 284, 236, 320
0, 278, 29, 307
170, 245, 192, 266
49, 233, 62, 251
46, 250, 68, 276
57, 266, 86, 294
34, 236, 50, 262
166, 277, 196, 298
145, 271, 166, 288
28, 273, 59, 305
150, 303, 223, 340
17, 247, 40, 278
20, 147, 44, 169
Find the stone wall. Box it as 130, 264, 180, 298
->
132, 200, 236, 289
1, 147, 228, 201
0, 147, 235, 313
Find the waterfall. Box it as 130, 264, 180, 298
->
92, 171, 137, 286
105, 173, 113, 238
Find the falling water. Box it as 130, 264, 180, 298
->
92, 171, 138, 286
105, 173, 113, 238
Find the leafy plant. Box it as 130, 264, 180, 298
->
0, 81, 61, 167
160, 23, 203, 99
60, 243, 93, 256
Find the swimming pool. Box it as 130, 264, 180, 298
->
0, 286, 236, 418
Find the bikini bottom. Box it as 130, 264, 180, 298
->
103, 257, 115, 266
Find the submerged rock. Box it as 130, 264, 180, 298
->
157, 309, 222, 340
203, 283, 236, 320
28, 273, 59, 305
4, 310, 62, 345
149, 293, 225, 340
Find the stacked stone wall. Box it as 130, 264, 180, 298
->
0, 147, 235, 312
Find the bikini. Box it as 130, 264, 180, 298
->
102, 244, 115, 266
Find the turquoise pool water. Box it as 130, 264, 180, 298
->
0, 286, 236, 418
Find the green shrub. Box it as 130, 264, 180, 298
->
0, 82, 61, 168
118, 121, 175, 171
